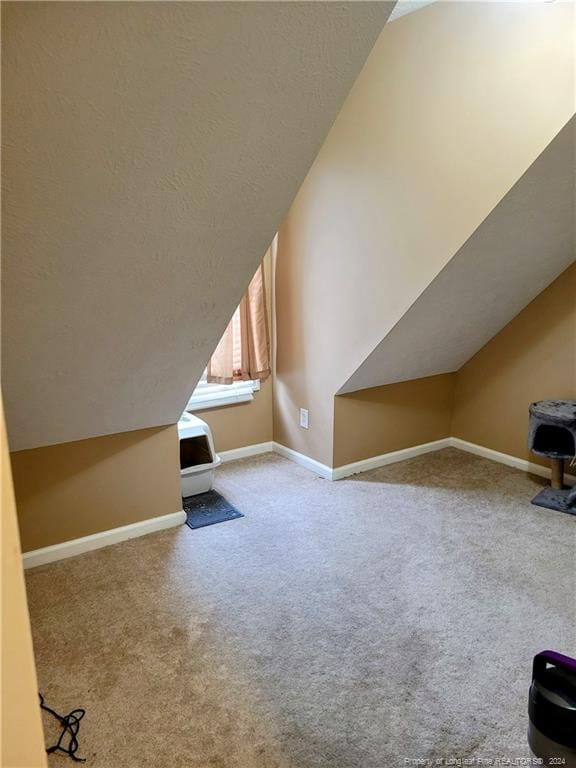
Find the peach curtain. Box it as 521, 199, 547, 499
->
207, 262, 271, 384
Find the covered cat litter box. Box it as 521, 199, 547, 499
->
177, 413, 221, 497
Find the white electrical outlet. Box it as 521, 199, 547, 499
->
299, 408, 309, 429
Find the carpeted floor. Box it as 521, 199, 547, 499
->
25, 449, 576, 767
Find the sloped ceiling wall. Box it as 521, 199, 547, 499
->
2, 1, 393, 451
339, 116, 575, 393
274, 1, 574, 466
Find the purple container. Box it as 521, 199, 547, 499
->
528, 650, 576, 765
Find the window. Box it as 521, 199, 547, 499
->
185, 249, 272, 412
186, 369, 260, 412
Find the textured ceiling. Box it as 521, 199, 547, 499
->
339, 116, 576, 394
2, 1, 393, 450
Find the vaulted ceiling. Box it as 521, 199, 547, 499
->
2, 1, 394, 451
339, 116, 575, 393
274, 0, 574, 465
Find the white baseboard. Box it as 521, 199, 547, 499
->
23, 509, 186, 569
450, 437, 576, 487
23, 437, 574, 569
272, 436, 576, 485
331, 438, 452, 481
272, 442, 333, 480
218, 441, 274, 463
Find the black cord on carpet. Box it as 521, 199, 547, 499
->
39, 693, 86, 762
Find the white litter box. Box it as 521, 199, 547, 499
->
177, 413, 221, 497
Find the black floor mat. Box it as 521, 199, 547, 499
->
183, 490, 243, 529
531, 486, 576, 516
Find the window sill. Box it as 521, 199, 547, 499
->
186, 380, 260, 412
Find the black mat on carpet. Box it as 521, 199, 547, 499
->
531, 486, 576, 516
184, 490, 243, 529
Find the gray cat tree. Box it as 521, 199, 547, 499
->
528, 400, 576, 514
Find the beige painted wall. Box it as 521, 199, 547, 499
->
341, 117, 574, 393
452, 263, 576, 466
7, 270, 574, 561
273, 208, 335, 464
274, 1, 573, 468
10, 254, 272, 552
1, 401, 47, 768
11, 426, 182, 552
325, 262, 576, 470
333, 374, 455, 468
200, 378, 273, 453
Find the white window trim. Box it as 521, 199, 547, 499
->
186, 377, 260, 412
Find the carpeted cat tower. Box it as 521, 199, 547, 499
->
529, 400, 576, 515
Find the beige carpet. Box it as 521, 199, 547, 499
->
25, 449, 576, 767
